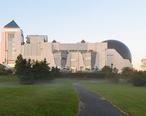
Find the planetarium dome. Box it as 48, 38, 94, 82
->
102, 40, 132, 62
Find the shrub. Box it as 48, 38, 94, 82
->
60, 72, 106, 79
101, 66, 112, 73
101, 66, 119, 83
51, 67, 61, 78
121, 67, 134, 82
106, 73, 119, 83
0, 66, 6, 75
0, 65, 13, 75
132, 71, 146, 86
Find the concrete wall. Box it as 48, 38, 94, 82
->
106, 49, 132, 72
1, 28, 21, 67
94, 42, 107, 69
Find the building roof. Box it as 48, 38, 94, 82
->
81, 40, 85, 43
4, 20, 20, 28
103, 40, 132, 62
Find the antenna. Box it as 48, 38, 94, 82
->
13, 13, 14, 20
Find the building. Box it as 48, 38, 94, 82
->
0, 20, 24, 67
0, 20, 132, 72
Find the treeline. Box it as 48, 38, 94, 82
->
59, 66, 146, 86
121, 67, 146, 86
14, 54, 60, 84
1, 55, 146, 86
101, 66, 146, 86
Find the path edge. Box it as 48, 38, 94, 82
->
73, 83, 81, 116
79, 84, 129, 116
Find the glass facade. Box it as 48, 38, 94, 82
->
8, 33, 15, 60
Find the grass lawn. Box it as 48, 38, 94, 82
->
80, 80, 146, 116
1, 75, 146, 116
0, 76, 79, 116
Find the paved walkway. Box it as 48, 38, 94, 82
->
74, 84, 128, 116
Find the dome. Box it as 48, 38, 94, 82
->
102, 40, 132, 62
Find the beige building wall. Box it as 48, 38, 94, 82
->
22, 42, 56, 68
1, 28, 21, 67
65, 52, 85, 71
106, 49, 132, 72
94, 42, 107, 69
21, 41, 109, 71
41, 42, 56, 67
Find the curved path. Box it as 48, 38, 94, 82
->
74, 84, 128, 116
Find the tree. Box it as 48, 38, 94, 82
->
141, 57, 146, 70
32, 58, 53, 80
0, 65, 13, 75
51, 66, 61, 78
101, 66, 112, 73
121, 67, 134, 82
15, 55, 54, 84
132, 71, 146, 86
15, 55, 33, 84
101, 65, 119, 83
15, 54, 27, 77
0, 65, 6, 75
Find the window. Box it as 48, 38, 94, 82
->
8, 33, 15, 61
8, 43, 15, 60
8, 33, 14, 42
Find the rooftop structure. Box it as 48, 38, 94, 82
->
4, 20, 20, 28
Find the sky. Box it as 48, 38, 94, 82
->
0, 0, 146, 70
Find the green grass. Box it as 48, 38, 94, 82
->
0, 76, 79, 116
1, 76, 146, 116
80, 80, 146, 116
0, 75, 19, 83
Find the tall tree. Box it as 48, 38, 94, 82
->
141, 57, 146, 70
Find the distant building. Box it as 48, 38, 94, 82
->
0, 20, 132, 72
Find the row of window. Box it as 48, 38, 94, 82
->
8, 33, 15, 61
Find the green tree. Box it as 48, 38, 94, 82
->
132, 71, 146, 86
0, 64, 13, 75
15, 54, 26, 77
101, 65, 119, 83
121, 67, 134, 82
51, 66, 61, 78
33, 58, 52, 80
101, 66, 112, 73
0, 65, 6, 75
15, 54, 33, 84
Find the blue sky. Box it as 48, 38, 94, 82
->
0, 0, 146, 70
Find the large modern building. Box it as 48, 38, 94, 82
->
0, 20, 132, 72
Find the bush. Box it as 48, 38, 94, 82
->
121, 67, 134, 82
60, 72, 106, 79
106, 73, 119, 83
0, 65, 13, 75
0, 66, 6, 75
102, 66, 119, 83
101, 66, 112, 73
132, 71, 146, 86
51, 67, 61, 78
